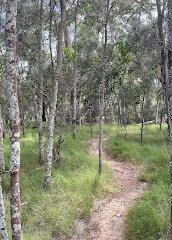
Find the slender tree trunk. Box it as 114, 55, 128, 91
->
78, 93, 82, 126
155, 98, 159, 125
89, 108, 93, 138
121, 99, 125, 127
159, 105, 163, 131
118, 99, 120, 125
21, 111, 25, 137
44, 0, 66, 190
49, 0, 55, 82
38, 0, 44, 165
99, 0, 110, 175
141, 96, 145, 145
72, 3, 78, 139
104, 101, 107, 124
6, 0, 22, 239
156, 0, 170, 132
42, 102, 46, 122
0, 175, 9, 240
167, 0, 172, 222
3, 119, 5, 139
110, 95, 115, 124
0, 106, 5, 173
124, 105, 127, 140
64, 26, 71, 48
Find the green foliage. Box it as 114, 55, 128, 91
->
105, 124, 170, 240
63, 47, 74, 64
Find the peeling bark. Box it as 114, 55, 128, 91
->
6, 0, 22, 239
0, 106, 5, 173
44, 0, 66, 189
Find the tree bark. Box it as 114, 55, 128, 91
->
44, 0, 66, 190
64, 26, 71, 48
156, 0, 170, 132
155, 98, 159, 125
49, 0, 55, 82
6, 0, 22, 239
99, 0, 110, 175
37, 0, 44, 164
0, 175, 9, 240
167, 0, 172, 222
72, 3, 78, 139
141, 96, 145, 145
42, 102, 46, 122
0, 106, 5, 173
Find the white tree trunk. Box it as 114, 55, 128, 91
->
0, 175, 9, 240
0, 106, 5, 173
6, 0, 22, 239
44, 0, 66, 189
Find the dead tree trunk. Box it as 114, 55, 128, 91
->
99, 0, 110, 174
6, 0, 22, 239
44, 0, 66, 190
37, 0, 44, 164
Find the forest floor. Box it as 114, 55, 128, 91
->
88, 138, 146, 240
73, 137, 147, 240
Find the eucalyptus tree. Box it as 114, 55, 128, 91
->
0, 173, 8, 240
44, 0, 67, 190
37, 0, 44, 164
0, 103, 8, 240
6, 0, 22, 239
72, 0, 79, 139
99, 0, 110, 174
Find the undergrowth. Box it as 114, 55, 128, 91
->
2, 123, 170, 240
105, 124, 171, 240
2, 124, 115, 240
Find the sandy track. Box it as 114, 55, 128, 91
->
72, 138, 146, 240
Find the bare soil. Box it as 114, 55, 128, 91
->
71, 138, 147, 240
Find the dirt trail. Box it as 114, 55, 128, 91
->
87, 138, 146, 240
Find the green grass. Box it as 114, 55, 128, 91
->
105, 124, 171, 240
2, 123, 115, 240
2, 123, 170, 239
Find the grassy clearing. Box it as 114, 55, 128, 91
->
2, 124, 115, 240
105, 124, 171, 240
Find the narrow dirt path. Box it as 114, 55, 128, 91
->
87, 138, 147, 240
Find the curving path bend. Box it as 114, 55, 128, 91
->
72, 138, 146, 240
